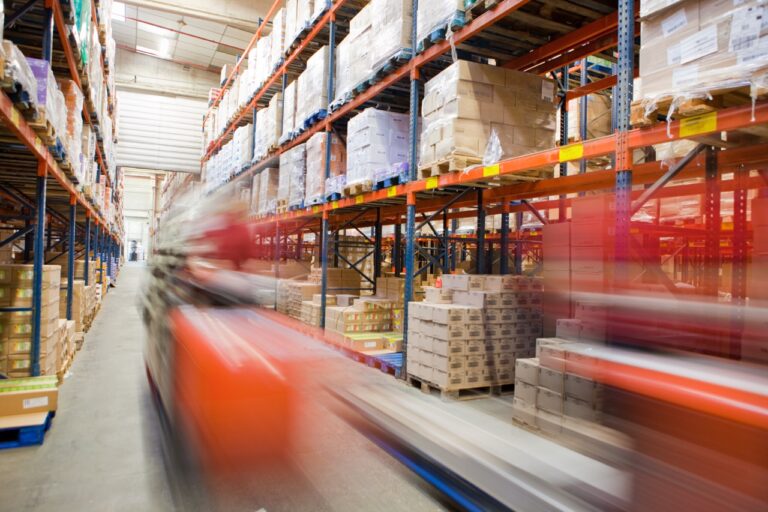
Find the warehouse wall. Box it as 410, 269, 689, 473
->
122, 0, 272, 31
115, 50, 218, 99
123, 171, 164, 260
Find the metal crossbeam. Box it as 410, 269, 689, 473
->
521, 200, 548, 225
631, 143, 706, 215
4, 0, 39, 28
0, 225, 34, 248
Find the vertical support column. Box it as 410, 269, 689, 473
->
320, 13, 336, 330
84, 215, 91, 286
320, 214, 330, 329
500, 203, 510, 275
24, 216, 32, 262
476, 189, 485, 274
107, 236, 113, 281
42, 6, 54, 62
394, 221, 402, 276
514, 207, 524, 274
66, 199, 76, 320
579, 58, 588, 175
46, 221, 52, 252
730, 165, 747, 360
442, 210, 449, 274
703, 146, 720, 297
374, 208, 383, 282
558, 65, 569, 221
31, 166, 47, 376
614, 0, 636, 288
273, 222, 280, 310
450, 216, 458, 271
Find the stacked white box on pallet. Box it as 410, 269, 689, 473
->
346, 108, 410, 190
281, 80, 299, 142
278, 144, 307, 209
296, 46, 329, 130
255, 93, 283, 161
270, 8, 286, 67
333, 4, 373, 104
258, 168, 280, 216
416, 0, 466, 46
369, 0, 413, 70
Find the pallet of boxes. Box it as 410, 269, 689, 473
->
407, 274, 543, 399
49, 254, 98, 335
299, 267, 362, 327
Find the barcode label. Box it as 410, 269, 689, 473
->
23, 397, 48, 409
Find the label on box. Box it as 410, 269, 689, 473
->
680, 25, 718, 65
730, 6, 764, 53
23, 396, 49, 409
661, 8, 687, 37
541, 81, 555, 102
667, 43, 682, 66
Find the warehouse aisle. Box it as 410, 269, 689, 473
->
0, 264, 175, 512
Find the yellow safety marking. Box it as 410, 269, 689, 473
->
10, 108, 19, 127
559, 143, 584, 162
312, 205, 321, 214
680, 111, 717, 138
425, 176, 439, 190
332, 200, 339, 209
387, 186, 397, 198
483, 164, 500, 177
355, 195, 364, 205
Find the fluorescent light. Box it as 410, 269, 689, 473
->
136, 45, 161, 57
159, 39, 172, 58
140, 23, 174, 37
112, 2, 126, 23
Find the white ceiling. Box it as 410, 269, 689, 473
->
112, 2, 254, 72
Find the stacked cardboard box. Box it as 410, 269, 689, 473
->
571, 195, 615, 294
305, 132, 346, 205
270, 8, 286, 67
407, 274, 543, 392
0, 375, 59, 421
58, 279, 86, 332
286, 282, 321, 320
281, 80, 298, 141
542, 222, 571, 336
369, 0, 412, 70
300, 293, 336, 327
325, 297, 397, 337
419, 60, 556, 169
257, 167, 280, 216
333, 3, 372, 103
254, 93, 283, 161
416, 0, 465, 45
308, 266, 362, 293
0, 265, 63, 377
512, 338, 604, 435
278, 143, 306, 208
638, 0, 768, 105
346, 108, 410, 189
296, 46, 329, 128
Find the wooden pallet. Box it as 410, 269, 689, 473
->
407, 375, 502, 401
465, 0, 501, 21
343, 180, 372, 197
419, 155, 482, 178
631, 85, 767, 129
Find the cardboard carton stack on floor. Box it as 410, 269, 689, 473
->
286, 281, 321, 320
407, 274, 543, 392
300, 293, 336, 327
375, 277, 407, 332
0, 375, 59, 423
307, 266, 362, 294
325, 296, 397, 341
512, 338, 604, 435
419, 60, 556, 171
0, 265, 63, 377
58, 279, 86, 332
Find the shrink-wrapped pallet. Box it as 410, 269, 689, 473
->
284, 0, 298, 55
2, 42, 37, 108
313, 0, 330, 20
234, 124, 254, 170
305, 132, 346, 205
416, 0, 466, 47
255, 92, 283, 161
58, 79, 85, 181
250, 174, 261, 214
637, 0, 768, 116
347, 108, 410, 189
270, 8, 286, 66
333, 4, 373, 104
278, 144, 306, 208
258, 168, 280, 215
369, 0, 413, 70
296, 46, 329, 129
281, 80, 298, 142
419, 60, 556, 169
27, 58, 66, 137
254, 34, 272, 88
295, 0, 315, 39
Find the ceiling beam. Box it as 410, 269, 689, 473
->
120, 0, 262, 32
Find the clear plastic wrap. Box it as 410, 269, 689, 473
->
305, 132, 346, 205
270, 8, 286, 67
369, 0, 413, 70
333, 4, 373, 104
250, 174, 261, 214
313, 0, 330, 21
565, 94, 612, 142
416, 0, 466, 46
419, 60, 556, 168
2, 42, 38, 108
325, 174, 347, 198
27, 58, 66, 137
296, 0, 316, 38
284, 0, 298, 55
254, 92, 283, 161
280, 80, 298, 142
258, 168, 280, 215
347, 108, 410, 187
59, 79, 85, 181
234, 124, 254, 170
638, 0, 768, 121
296, 46, 329, 127
278, 144, 307, 207
255, 34, 272, 89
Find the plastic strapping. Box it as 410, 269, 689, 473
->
446, 25, 458, 63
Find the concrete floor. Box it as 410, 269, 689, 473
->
0, 264, 174, 511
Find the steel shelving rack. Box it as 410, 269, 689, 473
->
203, 0, 768, 369
0, 0, 122, 376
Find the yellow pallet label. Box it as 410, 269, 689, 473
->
10, 108, 19, 127
559, 143, 584, 162
332, 201, 339, 209
387, 186, 397, 198
312, 205, 321, 214
483, 164, 500, 177
425, 176, 439, 190
680, 112, 717, 138
355, 195, 364, 205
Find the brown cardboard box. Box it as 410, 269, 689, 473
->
0, 377, 58, 416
